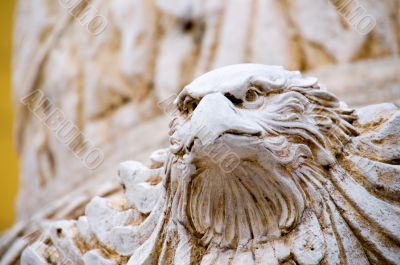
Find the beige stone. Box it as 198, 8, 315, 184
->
3, 64, 399, 264
11, 0, 400, 220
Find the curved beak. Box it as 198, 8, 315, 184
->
172, 93, 263, 153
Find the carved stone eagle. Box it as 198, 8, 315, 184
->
18, 64, 400, 265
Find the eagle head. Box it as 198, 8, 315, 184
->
167, 64, 358, 249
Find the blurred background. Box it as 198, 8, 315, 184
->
0, 0, 399, 234
0, 1, 18, 232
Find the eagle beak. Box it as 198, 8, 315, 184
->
181, 92, 263, 150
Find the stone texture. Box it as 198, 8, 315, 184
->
3, 64, 400, 264
11, 0, 400, 221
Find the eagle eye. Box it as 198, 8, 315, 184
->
245, 89, 259, 102
243, 87, 264, 109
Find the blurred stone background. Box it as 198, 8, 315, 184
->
1, 0, 399, 231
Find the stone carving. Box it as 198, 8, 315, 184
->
13, 0, 400, 220
9, 64, 399, 264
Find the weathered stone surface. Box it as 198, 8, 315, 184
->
3, 65, 399, 264
12, 0, 400, 221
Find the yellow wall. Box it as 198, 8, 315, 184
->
0, 0, 19, 232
